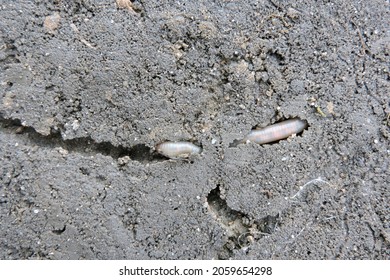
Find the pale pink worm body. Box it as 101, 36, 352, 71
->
242, 118, 308, 144
156, 141, 202, 159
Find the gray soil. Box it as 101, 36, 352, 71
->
0, 0, 389, 260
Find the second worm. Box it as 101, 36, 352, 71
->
242, 118, 308, 144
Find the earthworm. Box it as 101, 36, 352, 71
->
155, 141, 202, 159
242, 118, 308, 144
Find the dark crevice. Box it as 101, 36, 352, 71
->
207, 185, 278, 259
128, 144, 165, 162
0, 115, 164, 163
52, 225, 66, 235
267, 49, 285, 65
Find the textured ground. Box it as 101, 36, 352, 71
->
0, 0, 389, 259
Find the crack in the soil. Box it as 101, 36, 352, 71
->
0, 115, 165, 163
207, 185, 278, 259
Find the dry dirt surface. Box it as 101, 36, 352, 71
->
0, 0, 389, 259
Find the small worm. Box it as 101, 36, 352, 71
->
155, 141, 202, 159
242, 118, 308, 144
